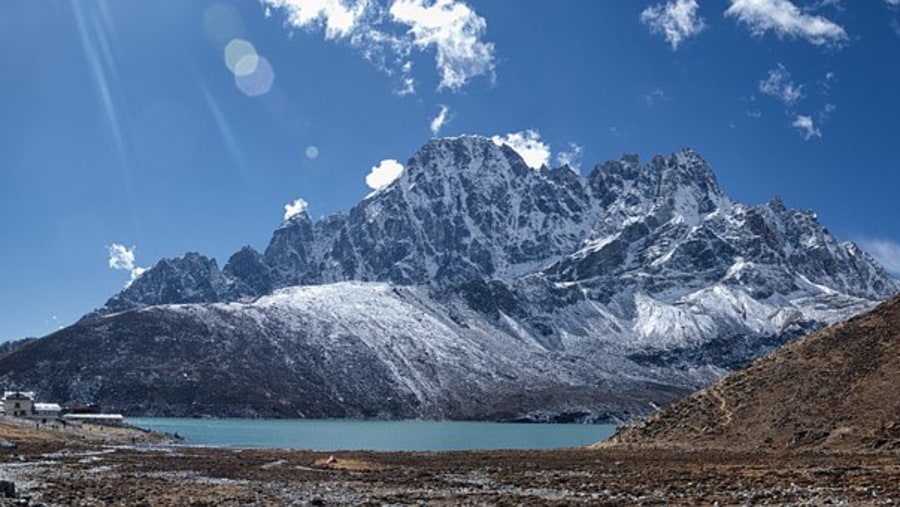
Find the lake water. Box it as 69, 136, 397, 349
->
128, 418, 616, 451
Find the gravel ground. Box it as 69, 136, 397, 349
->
2, 441, 899, 505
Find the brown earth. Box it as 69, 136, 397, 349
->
1, 438, 899, 505
0, 414, 898, 505
605, 294, 900, 452
0, 415, 174, 453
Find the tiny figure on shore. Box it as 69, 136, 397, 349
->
325, 455, 337, 465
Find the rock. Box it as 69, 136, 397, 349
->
0, 480, 16, 498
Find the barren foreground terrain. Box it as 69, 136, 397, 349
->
1, 427, 898, 505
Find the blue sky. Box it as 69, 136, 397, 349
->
1, 0, 899, 341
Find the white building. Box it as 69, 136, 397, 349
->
2, 391, 35, 417
33, 403, 62, 417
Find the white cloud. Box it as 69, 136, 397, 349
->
640, 0, 706, 50
792, 115, 821, 140
556, 143, 583, 171
759, 64, 803, 105
389, 0, 496, 91
261, 0, 373, 40
397, 76, 416, 96
108, 243, 136, 271
856, 238, 900, 275
263, 0, 495, 92
283, 198, 309, 220
726, 0, 847, 45
491, 130, 550, 170
366, 159, 404, 190
108, 243, 147, 287
889, 0, 900, 6
430, 105, 450, 135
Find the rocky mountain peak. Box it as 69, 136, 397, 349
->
404, 136, 532, 183
102, 252, 227, 313
767, 195, 787, 213
222, 246, 271, 300
651, 150, 728, 223
97, 136, 898, 317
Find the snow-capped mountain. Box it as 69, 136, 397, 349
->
4, 136, 897, 421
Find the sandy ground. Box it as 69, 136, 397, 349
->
0, 417, 898, 505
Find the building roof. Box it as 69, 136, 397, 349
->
33, 403, 62, 412
3, 391, 35, 400
62, 413, 124, 421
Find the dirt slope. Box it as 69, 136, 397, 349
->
603, 294, 900, 452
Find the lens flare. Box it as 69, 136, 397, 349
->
202, 3, 245, 48
233, 53, 260, 77
224, 39, 258, 75
305, 146, 319, 159
235, 57, 275, 97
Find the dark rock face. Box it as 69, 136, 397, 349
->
223, 246, 272, 300
263, 213, 318, 287
3, 136, 897, 422
102, 253, 228, 313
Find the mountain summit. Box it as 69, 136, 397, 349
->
2, 136, 897, 421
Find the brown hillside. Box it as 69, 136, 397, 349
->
603, 294, 900, 452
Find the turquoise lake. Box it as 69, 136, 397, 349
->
128, 418, 617, 451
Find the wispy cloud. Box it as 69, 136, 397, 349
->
430, 104, 450, 135
643, 88, 669, 107
366, 159, 404, 190
725, 0, 847, 46
759, 64, 803, 105
641, 0, 706, 50
856, 238, 900, 275
556, 143, 583, 172
491, 130, 550, 170
108, 243, 147, 287
283, 198, 309, 220
262, 0, 495, 92
390, 0, 496, 91
792, 115, 821, 140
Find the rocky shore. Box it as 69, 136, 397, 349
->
1, 417, 898, 505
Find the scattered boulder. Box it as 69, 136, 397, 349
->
0, 480, 16, 499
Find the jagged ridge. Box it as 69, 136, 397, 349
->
4, 136, 897, 421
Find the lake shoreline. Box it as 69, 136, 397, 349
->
125, 417, 615, 451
